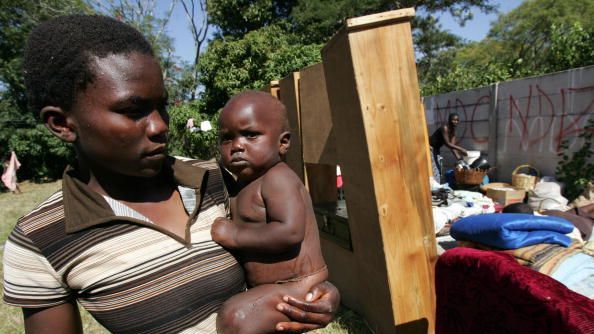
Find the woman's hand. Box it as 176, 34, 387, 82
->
275, 281, 340, 332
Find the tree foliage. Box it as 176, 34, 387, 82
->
556, 119, 594, 201
0, 0, 191, 181
0, 0, 90, 181
199, 0, 495, 116
483, 0, 593, 73
167, 100, 219, 160
0, 0, 91, 112
198, 24, 321, 113
179, 0, 210, 100
545, 22, 594, 73
422, 0, 594, 96
207, 0, 296, 37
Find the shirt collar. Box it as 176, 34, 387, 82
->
63, 157, 208, 234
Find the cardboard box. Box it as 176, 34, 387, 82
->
486, 187, 526, 206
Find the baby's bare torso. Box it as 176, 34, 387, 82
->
231, 167, 326, 287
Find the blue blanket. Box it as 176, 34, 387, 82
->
450, 213, 574, 249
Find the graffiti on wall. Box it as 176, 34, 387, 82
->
502, 84, 594, 154
425, 81, 594, 155
426, 93, 491, 145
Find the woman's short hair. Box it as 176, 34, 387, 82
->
24, 15, 154, 114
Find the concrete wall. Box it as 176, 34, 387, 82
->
423, 65, 594, 182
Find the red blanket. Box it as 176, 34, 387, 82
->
436, 248, 594, 334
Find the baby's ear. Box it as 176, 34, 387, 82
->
40, 106, 77, 142
279, 131, 291, 155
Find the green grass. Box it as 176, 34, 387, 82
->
0, 181, 62, 244
1, 181, 109, 333
0, 181, 371, 333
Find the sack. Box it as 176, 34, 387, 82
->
528, 181, 569, 212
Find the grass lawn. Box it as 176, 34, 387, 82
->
0, 180, 62, 244
0, 181, 371, 333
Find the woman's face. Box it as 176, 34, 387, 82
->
449, 115, 460, 127
68, 52, 169, 178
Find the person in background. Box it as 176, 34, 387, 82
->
429, 113, 468, 182
1, 151, 22, 194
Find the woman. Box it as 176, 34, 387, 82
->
2, 15, 338, 333
429, 113, 468, 182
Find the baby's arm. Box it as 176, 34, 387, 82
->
212, 166, 306, 253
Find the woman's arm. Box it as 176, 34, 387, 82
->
441, 126, 467, 159
23, 302, 83, 334
275, 281, 340, 332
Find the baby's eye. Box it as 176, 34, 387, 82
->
244, 131, 259, 139
220, 133, 233, 143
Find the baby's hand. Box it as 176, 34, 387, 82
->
211, 217, 238, 249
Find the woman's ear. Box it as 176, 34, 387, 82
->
40, 106, 77, 142
279, 131, 291, 155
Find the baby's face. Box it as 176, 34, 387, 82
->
219, 96, 286, 182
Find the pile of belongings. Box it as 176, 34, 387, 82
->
450, 213, 594, 298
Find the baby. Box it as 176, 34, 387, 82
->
211, 91, 329, 333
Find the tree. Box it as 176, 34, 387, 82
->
556, 119, 594, 201
0, 0, 90, 181
88, 0, 178, 80
207, 0, 296, 37
0, 0, 91, 113
0, 0, 194, 180
423, 0, 594, 95
199, 0, 496, 115
179, 0, 209, 100
545, 22, 594, 73
167, 100, 219, 160
455, 0, 594, 74
198, 24, 321, 114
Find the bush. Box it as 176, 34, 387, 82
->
167, 100, 219, 160
8, 125, 74, 181
556, 119, 594, 201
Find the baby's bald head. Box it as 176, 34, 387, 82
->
222, 91, 289, 133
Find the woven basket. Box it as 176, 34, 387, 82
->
512, 164, 540, 191
455, 168, 488, 185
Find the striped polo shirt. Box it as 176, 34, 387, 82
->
3, 157, 246, 333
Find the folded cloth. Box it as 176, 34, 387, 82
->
451, 213, 574, 249
458, 240, 585, 276
544, 209, 593, 241
550, 252, 594, 299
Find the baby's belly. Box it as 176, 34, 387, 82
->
241, 251, 325, 287
242, 256, 299, 286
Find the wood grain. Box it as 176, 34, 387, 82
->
299, 63, 338, 165
278, 72, 305, 181
322, 8, 436, 333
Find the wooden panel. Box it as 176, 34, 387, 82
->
345, 7, 414, 30
261, 80, 280, 98
299, 63, 338, 165
305, 163, 337, 205
278, 73, 305, 181
421, 103, 434, 180
322, 8, 436, 334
